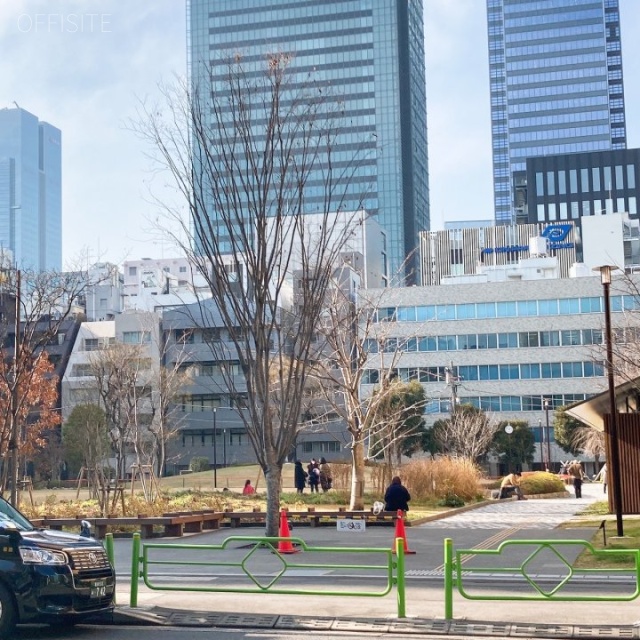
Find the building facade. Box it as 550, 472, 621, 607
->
362, 275, 640, 471
0, 107, 61, 271
487, 0, 626, 225
188, 0, 429, 282
525, 147, 639, 226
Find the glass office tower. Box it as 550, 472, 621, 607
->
0, 107, 62, 271
188, 0, 429, 282
487, 0, 626, 225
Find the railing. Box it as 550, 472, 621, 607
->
130, 533, 407, 617
444, 537, 640, 620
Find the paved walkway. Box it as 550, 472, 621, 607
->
111, 482, 640, 637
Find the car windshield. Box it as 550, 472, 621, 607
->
0, 497, 34, 531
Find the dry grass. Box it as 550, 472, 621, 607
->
400, 457, 483, 502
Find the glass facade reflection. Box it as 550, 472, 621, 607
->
487, 0, 627, 225
0, 107, 61, 271
188, 0, 429, 281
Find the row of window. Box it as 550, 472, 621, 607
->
426, 393, 587, 415
536, 197, 637, 221
181, 429, 244, 447
300, 441, 342, 454
177, 394, 249, 412
374, 294, 638, 324
536, 164, 636, 196
362, 361, 604, 385
363, 328, 606, 355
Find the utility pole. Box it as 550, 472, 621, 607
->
445, 362, 460, 413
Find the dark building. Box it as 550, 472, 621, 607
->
524, 148, 639, 228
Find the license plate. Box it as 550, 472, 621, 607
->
90, 580, 107, 598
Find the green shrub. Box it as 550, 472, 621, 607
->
520, 471, 566, 495
437, 493, 465, 508
189, 457, 210, 473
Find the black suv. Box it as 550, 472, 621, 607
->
0, 497, 115, 636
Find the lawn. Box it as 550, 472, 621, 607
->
562, 500, 640, 569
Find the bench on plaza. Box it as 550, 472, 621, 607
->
223, 507, 400, 528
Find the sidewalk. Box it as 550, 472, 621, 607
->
109, 483, 640, 637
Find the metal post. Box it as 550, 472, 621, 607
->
213, 408, 218, 488
444, 537, 453, 620
395, 537, 406, 618
223, 429, 227, 468
601, 270, 624, 537
130, 533, 140, 607
538, 419, 545, 469
544, 398, 552, 472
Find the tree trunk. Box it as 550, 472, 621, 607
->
349, 438, 366, 510
264, 464, 283, 537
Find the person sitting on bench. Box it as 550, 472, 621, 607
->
499, 471, 526, 500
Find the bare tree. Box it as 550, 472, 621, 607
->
311, 283, 429, 509
432, 404, 498, 462
132, 53, 373, 534
571, 425, 606, 466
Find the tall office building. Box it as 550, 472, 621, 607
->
0, 107, 61, 271
487, 0, 626, 225
188, 0, 429, 282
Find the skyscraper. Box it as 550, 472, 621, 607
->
0, 107, 62, 271
188, 0, 429, 282
487, 0, 626, 225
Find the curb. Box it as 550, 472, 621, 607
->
110, 606, 640, 637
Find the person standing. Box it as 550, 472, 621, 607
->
319, 457, 332, 492
594, 463, 608, 494
294, 461, 307, 494
307, 459, 320, 493
384, 476, 410, 512
567, 460, 584, 498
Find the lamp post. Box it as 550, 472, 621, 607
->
223, 429, 227, 468
212, 407, 218, 489
504, 423, 514, 473
543, 398, 552, 472
594, 264, 624, 537
538, 419, 545, 469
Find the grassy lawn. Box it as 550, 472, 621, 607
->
562, 500, 640, 569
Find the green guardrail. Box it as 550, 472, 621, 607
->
444, 537, 640, 620
130, 533, 407, 617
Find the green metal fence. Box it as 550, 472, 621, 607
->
444, 537, 640, 620
130, 533, 407, 617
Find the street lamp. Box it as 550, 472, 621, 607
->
212, 407, 218, 489
223, 428, 227, 468
538, 419, 545, 469
543, 398, 552, 472
504, 423, 513, 473
594, 264, 624, 537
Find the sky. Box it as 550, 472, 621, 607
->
0, 0, 639, 268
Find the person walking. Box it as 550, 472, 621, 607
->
294, 461, 307, 494
307, 459, 320, 493
384, 476, 410, 512
567, 460, 584, 498
594, 463, 608, 494
319, 457, 332, 492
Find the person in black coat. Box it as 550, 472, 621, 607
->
294, 461, 307, 494
384, 476, 410, 512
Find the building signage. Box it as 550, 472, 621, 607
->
481, 224, 574, 255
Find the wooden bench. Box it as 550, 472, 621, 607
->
34, 512, 224, 539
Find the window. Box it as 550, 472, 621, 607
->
123, 331, 150, 344
179, 266, 187, 273
129, 267, 137, 276
175, 329, 194, 344
84, 338, 99, 351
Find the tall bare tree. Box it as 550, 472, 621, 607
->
133, 54, 373, 534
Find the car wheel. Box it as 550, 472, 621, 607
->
0, 583, 17, 639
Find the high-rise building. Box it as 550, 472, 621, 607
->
487, 0, 626, 226
188, 0, 429, 282
0, 106, 62, 271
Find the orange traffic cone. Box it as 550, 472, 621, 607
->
392, 509, 416, 555
277, 509, 298, 554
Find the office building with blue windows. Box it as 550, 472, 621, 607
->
0, 107, 61, 271
362, 273, 640, 473
188, 0, 429, 282
487, 0, 627, 226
